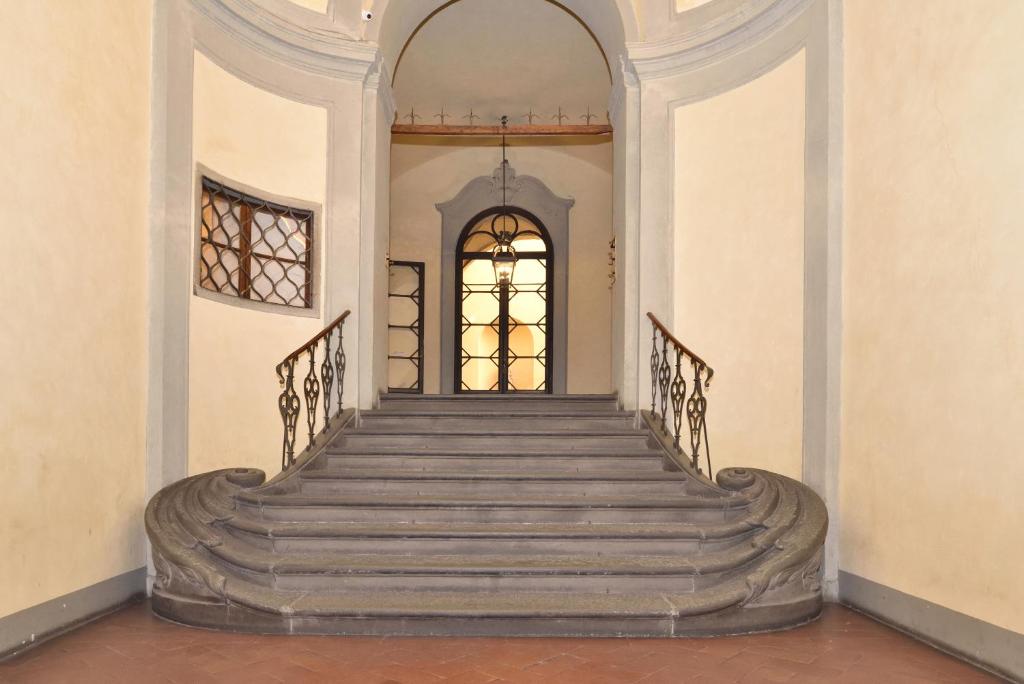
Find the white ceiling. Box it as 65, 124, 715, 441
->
391, 0, 612, 127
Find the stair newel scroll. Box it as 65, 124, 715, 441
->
276, 310, 351, 471
647, 313, 714, 476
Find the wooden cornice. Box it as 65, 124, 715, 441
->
391, 124, 613, 137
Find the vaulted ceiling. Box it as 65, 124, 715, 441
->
391, 0, 612, 128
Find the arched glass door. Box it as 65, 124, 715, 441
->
456, 208, 553, 393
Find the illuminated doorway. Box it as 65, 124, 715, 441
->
456, 208, 552, 393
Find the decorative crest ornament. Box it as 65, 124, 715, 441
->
462, 108, 480, 126
404, 107, 421, 125
580, 106, 597, 125
433, 106, 449, 126
552, 107, 568, 125
523, 108, 539, 125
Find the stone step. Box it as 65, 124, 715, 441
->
209, 544, 718, 593
149, 587, 696, 637
323, 452, 668, 472
224, 519, 748, 556
377, 394, 620, 414
269, 570, 696, 594
369, 408, 634, 418
297, 469, 690, 496
358, 413, 636, 431
235, 492, 746, 524
147, 455, 828, 637
334, 432, 653, 452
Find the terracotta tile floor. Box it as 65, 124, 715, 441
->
0, 601, 999, 683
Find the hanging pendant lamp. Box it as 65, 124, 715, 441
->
491, 116, 518, 285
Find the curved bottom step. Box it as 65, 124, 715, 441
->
152, 589, 822, 638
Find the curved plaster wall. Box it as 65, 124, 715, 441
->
673, 49, 806, 480
189, 52, 329, 477
841, 0, 1024, 636
0, 0, 151, 619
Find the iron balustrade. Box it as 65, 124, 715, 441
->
647, 312, 714, 476
276, 310, 350, 470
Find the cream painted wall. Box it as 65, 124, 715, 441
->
189, 52, 329, 477
674, 0, 713, 11
390, 138, 614, 394
842, 1, 1024, 634
0, 0, 151, 617
673, 50, 806, 480
287, 0, 330, 12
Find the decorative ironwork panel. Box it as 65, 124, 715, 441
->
658, 335, 671, 427
387, 261, 425, 393
303, 346, 320, 448
670, 348, 687, 452
647, 313, 714, 477
199, 177, 314, 309
276, 311, 350, 471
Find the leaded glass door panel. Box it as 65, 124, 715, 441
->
456, 209, 552, 393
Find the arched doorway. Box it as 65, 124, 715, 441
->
382, 0, 624, 398
456, 207, 553, 393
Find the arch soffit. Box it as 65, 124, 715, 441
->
368, 0, 639, 79
189, 0, 819, 92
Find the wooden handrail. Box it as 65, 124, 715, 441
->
646, 312, 713, 377
280, 310, 350, 365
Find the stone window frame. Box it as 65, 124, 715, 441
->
192, 166, 323, 319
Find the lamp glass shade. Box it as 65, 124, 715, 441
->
491, 242, 517, 284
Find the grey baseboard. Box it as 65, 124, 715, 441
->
839, 570, 1023, 682
0, 567, 147, 661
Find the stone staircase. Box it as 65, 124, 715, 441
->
146, 394, 827, 636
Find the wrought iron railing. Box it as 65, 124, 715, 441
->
647, 312, 714, 476
276, 310, 350, 470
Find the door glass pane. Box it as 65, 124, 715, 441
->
460, 254, 499, 391
461, 350, 500, 391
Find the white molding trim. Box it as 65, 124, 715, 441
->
191, 0, 376, 81
628, 0, 813, 80
607, 55, 638, 126
632, 0, 842, 595
365, 55, 397, 124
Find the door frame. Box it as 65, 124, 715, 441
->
437, 164, 572, 394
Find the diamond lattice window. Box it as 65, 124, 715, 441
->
198, 177, 314, 309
